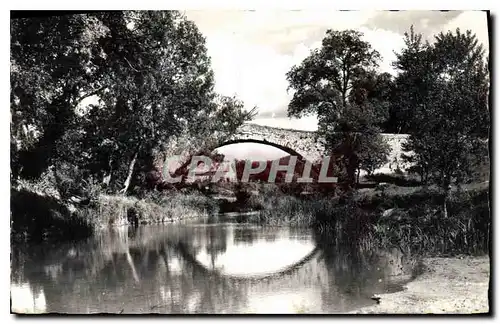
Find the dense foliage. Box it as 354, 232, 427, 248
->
286, 30, 392, 186
286, 27, 489, 195
11, 12, 254, 198
393, 27, 489, 215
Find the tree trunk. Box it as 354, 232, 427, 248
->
120, 150, 139, 195
103, 158, 113, 186
103, 171, 112, 186
443, 195, 448, 219
442, 183, 451, 219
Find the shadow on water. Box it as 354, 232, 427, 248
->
10, 217, 422, 314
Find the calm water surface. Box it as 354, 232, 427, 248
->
11, 216, 416, 314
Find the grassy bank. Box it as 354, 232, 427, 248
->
94, 191, 219, 227
355, 184, 490, 256
11, 187, 219, 243
239, 182, 490, 256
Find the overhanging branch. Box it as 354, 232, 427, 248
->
75, 86, 107, 105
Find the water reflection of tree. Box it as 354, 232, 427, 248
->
233, 227, 257, 245
204, 226, 228, 269
10, 226, 249, 314
10, 224, 416, 314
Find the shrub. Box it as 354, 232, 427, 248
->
313, 185, 490, 256
52, 162, 102, 203
11, 188, 94, 243
95, 191, 220, 227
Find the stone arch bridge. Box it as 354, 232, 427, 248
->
222, 123, 411, 172
154, 123, 411, 182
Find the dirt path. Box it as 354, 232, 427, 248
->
351, 256, 490, 314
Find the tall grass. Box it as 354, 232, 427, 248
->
244, 184, 338, 226
11, 187, 220, 242
332, 187, 489, 256
243, 183, 490, 256
372, 188, 490, 256
95, 191, 219, 227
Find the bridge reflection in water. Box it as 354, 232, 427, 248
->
11, 220, 417, 314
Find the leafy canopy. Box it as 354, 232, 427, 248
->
286, 29, 390, 185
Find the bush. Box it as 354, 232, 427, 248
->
96, 191, 220, 227
53, 163, 102, 202
15, 169, 60, 198
365, 173, 421, 187
11, 188, 94, 243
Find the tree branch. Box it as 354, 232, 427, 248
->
75, 86, 107, 105
307, 81, 336, 110
124, 56, 146, 73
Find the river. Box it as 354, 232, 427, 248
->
10, 215, 417, 314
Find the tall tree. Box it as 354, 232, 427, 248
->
11, 14, 108, 180
95, 11, 218, 194
64, 11, 220, 195
398, 28, 489, 217
286, 30, 389, 187
389, 25, 435, 134
11, 11, 255, 197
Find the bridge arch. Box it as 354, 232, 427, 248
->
230, 123, 325, 163
214, 138, 311, 163
166, 123, 324, 180
212, 138, 325, 183
171, 138, 321, 181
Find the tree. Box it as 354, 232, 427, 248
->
11, 14, 108, 180
159, 95, 256, 189
388, 25, 435, 134
398, 28, 489, 217
11, 11, 255, 197
75, 12, 255, 195
348, 71, 392, 181
87, 11, 218, 195
286, 30, 389, 188
166, 95, 257, 164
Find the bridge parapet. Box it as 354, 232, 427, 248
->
231, 123, 412, 174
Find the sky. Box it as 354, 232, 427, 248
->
184, 10, 490, 132
216, 142, 288, 160
78, 10, 489, 162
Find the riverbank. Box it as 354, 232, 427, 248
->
11, 179, 490, 257
232, 182, 490, 256
96, 192, 218, 226
10, 183, 492, 314
10, 188, 219, 243
350, 255, 490, 314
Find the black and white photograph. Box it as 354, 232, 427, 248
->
9, 9, 491, 315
